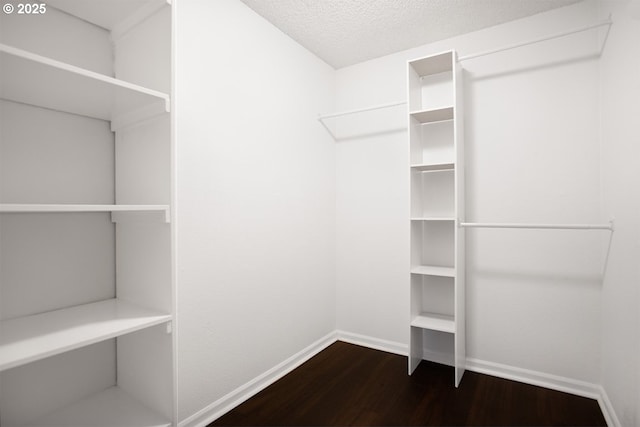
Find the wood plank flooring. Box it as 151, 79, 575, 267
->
210, 341, 606, 426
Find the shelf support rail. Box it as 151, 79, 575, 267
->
318, 101, 407, 139
460, 220, 615, 278
458, 16, 613, 62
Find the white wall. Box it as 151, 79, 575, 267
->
336, 1, 605, 384
174, 0, 336, 422
598, 1, 640, 426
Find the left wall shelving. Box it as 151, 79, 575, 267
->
0, 1, 175, 425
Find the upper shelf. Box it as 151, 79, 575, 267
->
0, 299, 171, 372
409, 51, 454, 77
0, 43, 170, 131
410, 106, 454, 124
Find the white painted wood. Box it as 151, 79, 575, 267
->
410, 119, 455, 166
411, 169, 454, 218
29, 386, 170, 427
118, 325, 174, 422
113, 5, 172, 93
411, 265, 455, 277
410, 162, 455, 172
0, 213, 115, 320
453, 53, 466, 387
0, 1, 174, 425
0, 341, 115, 427
409, 51, 453, 77
0, 299, 171, 371
408, 50, 463, 385
0, 204, 169, 214
0, 44, 169, 127
410, 217, 455, 221
411, 313, 455, 333
409, 106, 454, 124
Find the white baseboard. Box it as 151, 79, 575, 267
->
465, 357, 601, 399
336, 330, 408, 356
178, 331, 338, 427
179, 330, 620, 427
597, 385, 621, 427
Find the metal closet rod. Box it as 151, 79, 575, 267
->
318, 17, 612, 122
459, 221, 614, 231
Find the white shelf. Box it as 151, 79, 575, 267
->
409, 51, 454, 77
0, 43, 170, 130
0, 204, 170, 222
410, 107, 454, 124
411, 265, 455, 277
410, 162, 455, 172
29, 386, 171, 427
411, 313, 455, 333
0, 299, 172, 372
410, 217, 455, 221
0, 204, 168, 213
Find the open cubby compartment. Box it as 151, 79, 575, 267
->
408, 51, 454, 112
410, 220, 455, 269
0, 326, 172, 427
410, 327, 455, 370
411, 169, 454, 218
411, 274, 454, 319
410, 117, 455, 166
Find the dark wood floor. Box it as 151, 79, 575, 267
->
210, 341, 606, 426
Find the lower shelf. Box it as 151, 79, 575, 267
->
28, 386, 171, 427
411, 312, 455, 333
0, 299, 172, 371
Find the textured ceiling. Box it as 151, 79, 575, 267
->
240, 0, 581, 69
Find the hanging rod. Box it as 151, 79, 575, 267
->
459, 221, 614, 231
458, 17, 613, 62
318, 100, 406, 121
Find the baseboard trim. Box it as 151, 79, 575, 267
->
178, 331, 338, 427
597, 385, 621, 427
336, 330, 408, 356
465, 357, 601, 400
179, 331, 621, 427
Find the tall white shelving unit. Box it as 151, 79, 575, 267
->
408, 50, 465, 386
0, 1, 175, 425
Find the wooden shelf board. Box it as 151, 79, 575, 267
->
410, 217, 455, 221
0, 44, 169, 128
411, 265, 455, 277
410, 162, 455, 172
0, 299, 171, 372
29, 386, 171, 427
410, 107, 454, 124
409, 51, 454, 76
411, 313, 455, 333
0, 204, 169, 214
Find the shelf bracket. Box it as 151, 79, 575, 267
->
166, 321, 173, 334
